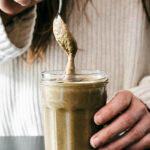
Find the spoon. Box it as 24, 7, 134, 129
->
53, 0, 78, 75
58, 0, 63, 15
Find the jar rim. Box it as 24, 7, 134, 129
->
41, 70, 108, 85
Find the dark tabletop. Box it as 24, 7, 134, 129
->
0, 137, 45, 150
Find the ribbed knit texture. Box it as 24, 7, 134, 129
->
0, 6, 36, 63
0, 0, 150, 136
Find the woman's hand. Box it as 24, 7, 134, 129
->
0, 0, 42, 15
90, 90, 150, 150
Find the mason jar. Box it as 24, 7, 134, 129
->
41, 70, 108, 150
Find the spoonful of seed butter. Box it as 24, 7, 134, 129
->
53, 1, 78, 76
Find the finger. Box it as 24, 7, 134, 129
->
90, 98, 146, 148
94, 90, 132, 125
99, 114, 150, 150
128, 133, 150, 150
14, 0, 32, 6
14, 0, 41, 6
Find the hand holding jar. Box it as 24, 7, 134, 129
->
90, 90, 150, 150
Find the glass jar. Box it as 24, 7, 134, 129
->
41, 70, 108, 150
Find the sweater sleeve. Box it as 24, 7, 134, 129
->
0, 6, 36, 64
129, 76, 150, 108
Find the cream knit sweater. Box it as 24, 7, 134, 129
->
0, 0, 150, 136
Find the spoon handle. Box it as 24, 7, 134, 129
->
58, 0, 63, 14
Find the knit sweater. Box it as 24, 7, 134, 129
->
0, 0, 150, 136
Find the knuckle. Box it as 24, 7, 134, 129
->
132, 128, 142, 139
123, 90, 133, 97
119, 97, 129, 108
105, 128, 115, 139
126, 90, 133, 97
116, 90, 133, 108
139, 104, 147, 114
106, 105, 115, 116
115, 90, 124, 97
117, 90, 133, 97
114, 91, 121, 96
122, 114, 133, 126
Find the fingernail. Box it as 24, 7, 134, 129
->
95, 114, 102, 125
90, 136, 99, 148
